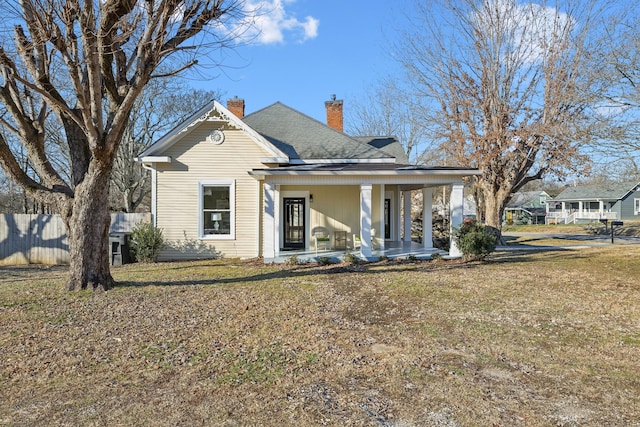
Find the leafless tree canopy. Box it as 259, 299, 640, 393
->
397, 0, 617, 232
0, 0, 250, 290
345, 77, 436, 163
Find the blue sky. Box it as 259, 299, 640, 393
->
187, 0, 408, 122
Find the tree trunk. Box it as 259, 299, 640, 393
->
63, 163, 114, 291
480, 185, 508, 245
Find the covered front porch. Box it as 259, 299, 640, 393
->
250, 164, 480, 263
546, 200, 617, 224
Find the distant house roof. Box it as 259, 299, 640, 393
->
243, 102, 397, 163
552, 181, 640, 202
506, 191, 549, 209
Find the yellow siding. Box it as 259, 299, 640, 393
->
155, 124, 268, 260
280, 184, 385, 250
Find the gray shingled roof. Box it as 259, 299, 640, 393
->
353, 136, 409, 164
243, 102, 396, 161
553, 181, 640, 201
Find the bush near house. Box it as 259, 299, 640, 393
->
129, 221, 165, 263
453, 219, 497, 260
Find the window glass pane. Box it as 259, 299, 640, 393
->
203, 186, 230, 210
203, 211, 231, 234
202, 184, 232, 236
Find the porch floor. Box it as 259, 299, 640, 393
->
269, 240, 447, 263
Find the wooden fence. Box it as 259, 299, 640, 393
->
0, 213, 151, 266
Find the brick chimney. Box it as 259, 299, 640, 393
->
325, 94, 343, 132
227, 96, 245, 118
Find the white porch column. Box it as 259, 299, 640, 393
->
578, 201, 583, 215
422, 188, 433, 249
599, 200, 604, 215
562, 202, 567, 216
403, 190, 412, 242
360, 184, 373, 259
263, 182, 277, 260
379, 184, 385, 250
449, 183, 464, 258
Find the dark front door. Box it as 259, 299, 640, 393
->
283, 197, 305, 250
384, 198, 391, 239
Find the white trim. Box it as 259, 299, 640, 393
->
635, 198, 640, 215
280, 191, 310, 251
360, 184, 373, 259
449, 183, 464, 258
138, 156, 171, 163
141, 162, 158, 227
260, 157, 289, 163
403, 190, 412, 242
274, 185, 281, 258
250, 168, 481, 178
422, 188, 433, 249
378, 184, 385, 250
255, 181, 261, 257
288, 158, 397, 164
198, 180, 235, 240
263, 183, 277, 259
151, 167, 157, 227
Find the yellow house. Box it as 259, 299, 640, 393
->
137, 97, 479, 262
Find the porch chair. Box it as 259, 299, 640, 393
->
313, 227, 332, 255
353, 228, 377, 250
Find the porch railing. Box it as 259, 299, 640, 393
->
546, 211, 617, 224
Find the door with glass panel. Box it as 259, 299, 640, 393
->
283, 198, 305, 250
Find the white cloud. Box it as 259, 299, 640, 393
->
243, 0, 319, 45
472, 0, 575, 64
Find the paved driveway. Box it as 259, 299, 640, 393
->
501, 231, 640, 250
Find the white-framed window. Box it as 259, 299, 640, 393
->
199, 180, 235, 239
635, 198, 640, 215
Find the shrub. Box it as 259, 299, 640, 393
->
318, 256, 334, 265
343, 252, 359, 265
285, 255, 302, 265
129, 222, 165, 263
430, 252, 443, 261
453, 219, 497, 261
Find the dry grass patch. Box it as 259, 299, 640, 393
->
1, 248, 639, 426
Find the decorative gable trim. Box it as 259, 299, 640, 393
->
136, 100, 289, 163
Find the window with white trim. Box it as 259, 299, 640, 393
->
200, 180, 235, 239
635, 198, 640, 215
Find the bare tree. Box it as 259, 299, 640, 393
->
345, 77, 435, 163
397, 0, 614, 235
110, 83, 221, 213
0, 0, 251, 290
593, 13, 640, 163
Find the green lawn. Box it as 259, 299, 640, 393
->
1, 247, 639, 426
